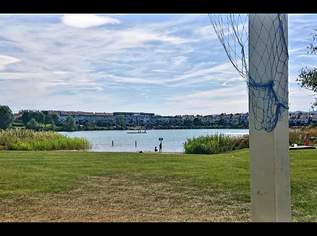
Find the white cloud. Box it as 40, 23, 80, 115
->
62, 14, 120, 28
167, 62, 241, 85
167, 85, 247, 102
0, 55, 20, 70
107, 28, 186, 50
52, 71, 69, 75
105, 74, 163, 85
165, 85, 248, 115
193, 25, 217, 39
289, 88, 316, 112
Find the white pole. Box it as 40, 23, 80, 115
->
248, 14, 291, 222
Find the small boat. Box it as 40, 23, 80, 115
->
127, 129, 147, 134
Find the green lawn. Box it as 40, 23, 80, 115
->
0, 149, 316, 222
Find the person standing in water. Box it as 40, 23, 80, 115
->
158, 137, 163, 153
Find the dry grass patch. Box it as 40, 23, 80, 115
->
0, 175, 250, 222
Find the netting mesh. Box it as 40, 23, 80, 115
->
208, 14, 289, 132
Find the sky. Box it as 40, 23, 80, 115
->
0, 14, 316, 115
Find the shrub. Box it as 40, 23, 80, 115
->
26, 118, 40, 130
0, 105, 13, 130
184, 134, 249, 154
289, 127, 317, 146
63, 116, 77, 131
0, 129, 90, 151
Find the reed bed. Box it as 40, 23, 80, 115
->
0, 129, 90, 151
184, 134, 249, 154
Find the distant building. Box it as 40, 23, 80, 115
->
113, 112, 155, 127
15, 109, 316, 129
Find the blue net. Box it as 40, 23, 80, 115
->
208, 14, 289, 132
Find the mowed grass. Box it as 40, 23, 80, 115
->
0, 149, 316, 221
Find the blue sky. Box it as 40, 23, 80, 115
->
0, 14, 316, 115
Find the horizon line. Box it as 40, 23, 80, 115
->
13, 108, 315, 116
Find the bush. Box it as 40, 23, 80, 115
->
0, 105, 13, 130
289, 127, 317, 146
0, 129, 90, 151
26, 118, 40, 130
184, 134, 249, 154
63, 116, 77, 131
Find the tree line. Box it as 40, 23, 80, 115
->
0, 107, 77, 131
20, 111, 77, 131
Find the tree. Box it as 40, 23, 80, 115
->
63, 116, 76, 131
297, 29, 317, 107
0, 105, 13, 129
118, 115, 126, 129
21, 111, 30, 125
193, 117, 202, 127
183, 119, 193, 128
49, 120, 56, 131
44, 114, 53, 125
26, 118, 40, 130
22, 111, 45, 125
43, 113, 60, 125
50, 113, 60, 125
44, 116, 56, 130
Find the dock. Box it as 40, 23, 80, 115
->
289, 145, 316, 150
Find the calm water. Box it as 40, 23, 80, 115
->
60, 129, 249, 153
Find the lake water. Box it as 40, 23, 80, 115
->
60, 129, 249, 153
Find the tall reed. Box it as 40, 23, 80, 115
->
184, 134, 249, 154
0, 129, 90, 151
